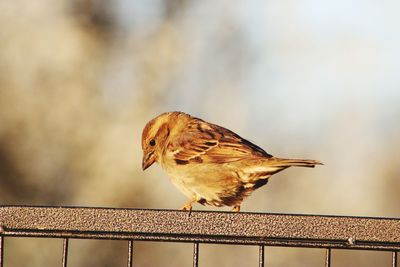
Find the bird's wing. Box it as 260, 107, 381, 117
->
170, 118, 272, 164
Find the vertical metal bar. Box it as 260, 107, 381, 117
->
0, 236, 4, 267
127, 240, 134, 267
193, 243, 199, 267
393, 251, 398, 267
62, 238, 69, 267
259, 246, 265, 267
325, 248, 331, 267
0, 225, 4, 267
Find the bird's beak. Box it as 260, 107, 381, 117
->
142, 151, 156, 170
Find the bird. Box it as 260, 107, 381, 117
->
141, 111, 322, 212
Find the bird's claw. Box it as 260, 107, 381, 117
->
180, 204, 192, 211
231, 205, 241, 212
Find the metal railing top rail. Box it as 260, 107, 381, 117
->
0, 205, 399, 251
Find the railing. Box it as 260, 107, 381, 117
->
0, 206, 399, 267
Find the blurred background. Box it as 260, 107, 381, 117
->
0, 0, 399, 266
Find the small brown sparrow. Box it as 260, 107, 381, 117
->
142, 111, 322, 212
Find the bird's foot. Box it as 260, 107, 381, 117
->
180, 203, 193, 212
181, 198, 197, 211
231, 205, 241, 212
181, 200, 195, 217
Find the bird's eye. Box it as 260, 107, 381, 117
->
149, 139, 156, 146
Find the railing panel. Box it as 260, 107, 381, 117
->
0, 206, 399, 251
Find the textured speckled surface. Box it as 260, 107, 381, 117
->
0, 206, 399, 250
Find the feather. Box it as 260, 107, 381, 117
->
171, 118, 272, 164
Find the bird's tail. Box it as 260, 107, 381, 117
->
266, 157, 323, 168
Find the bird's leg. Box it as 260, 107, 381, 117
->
231, 205, 241, 212
180, 198, 196, 212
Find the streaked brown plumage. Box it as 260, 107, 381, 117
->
141, 111, 322, 212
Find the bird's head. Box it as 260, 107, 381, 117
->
141, 112, 184, 170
